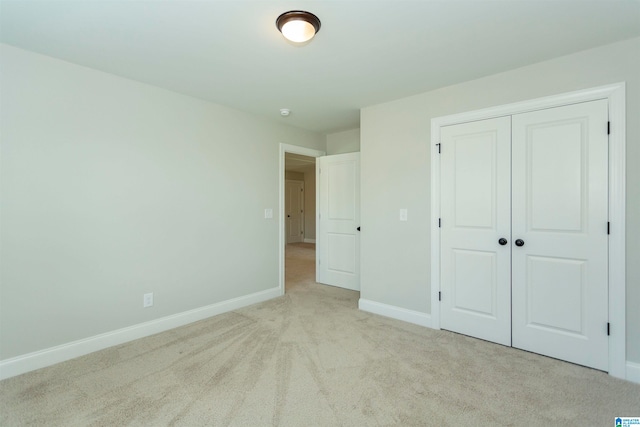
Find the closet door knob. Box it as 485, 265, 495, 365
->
515, 239, 525, 247
498, 238, 508, 246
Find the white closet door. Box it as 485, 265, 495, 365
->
511, 100, 609, 370
440, 117, 512, 346
317, 153, 360, 291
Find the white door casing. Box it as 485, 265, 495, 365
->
440, 117, 512, 346
285, 180, 304, 243
511, 100, 609, 370
317, 153, 361, 291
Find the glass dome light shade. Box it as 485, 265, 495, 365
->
281, 20, 316, 43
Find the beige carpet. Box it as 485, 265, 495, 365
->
1, 242, 639, 426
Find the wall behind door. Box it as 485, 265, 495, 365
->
360, 36, 640, 364
327, 128, 360, 155
0, 44, 325, 362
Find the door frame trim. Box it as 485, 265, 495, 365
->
430, 82, 626, 379
279, 144, 325, 295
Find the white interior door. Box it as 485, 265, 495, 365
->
440, 117, 512, 346
317, 153, 360, 291
511, 100, 609, 370
285, 180, 304, 243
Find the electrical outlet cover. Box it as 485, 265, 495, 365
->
143, 292, 153, 308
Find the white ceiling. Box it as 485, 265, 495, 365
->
1, 1, 639, 134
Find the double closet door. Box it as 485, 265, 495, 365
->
440, 100, 609, 371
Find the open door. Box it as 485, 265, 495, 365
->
317, 153, 360, 291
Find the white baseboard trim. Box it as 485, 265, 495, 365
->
0, 287, 281, 381
358, 298, 432, 328
627, 361, 640, 384
303, 238, 316, 244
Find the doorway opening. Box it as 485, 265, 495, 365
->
279, 144, 325, 295
284, 152, 317, 293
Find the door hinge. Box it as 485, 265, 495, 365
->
607, 121, 610, 135
438, 218, 441, 228
436, 143, 441, 154
301, 188, 304, 192
607, 222, 610, 235
438, 291, 441, 301
607, 322, 610, 336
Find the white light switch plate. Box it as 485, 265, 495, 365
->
400, 209, 408, 221
264, 208, 273, 219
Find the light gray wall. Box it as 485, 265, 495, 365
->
0, 44, 325, 360
360, 37, 640, 363
326, 128, 360, 154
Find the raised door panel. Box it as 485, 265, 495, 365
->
451, 249, 497, 318
328, 162, 356, 221
327, 233, 356, 274
525, 256, 586, 335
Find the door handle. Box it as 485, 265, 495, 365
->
498, 238, 508, 246
287, 215, 290, 218
515, 239, 525, 247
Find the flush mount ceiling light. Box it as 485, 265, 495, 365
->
276, 10, 321, 44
